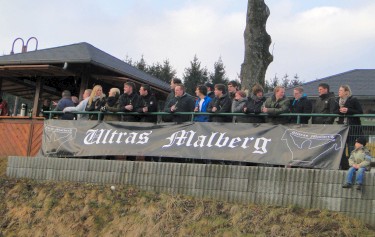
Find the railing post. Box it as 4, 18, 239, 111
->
296, 115, 301, 124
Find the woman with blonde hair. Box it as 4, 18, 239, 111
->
335, 84, 363, 126
85, 85, 106, 120
103, 87, 121, 121
334, 84, 363, 169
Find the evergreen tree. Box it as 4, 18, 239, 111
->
135, 55, 148, 72
183, 55, 209, 95
265, 74, 279, 93
161, 59, 177, 83
148, 62, 163, 79
281, 74, 290, 88
148, 59, 177, 84
290, 74, 303, 87
210, 57, 229, 85
124, 55, 134, 66
265, 73, 303, 92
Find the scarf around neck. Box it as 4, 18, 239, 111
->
339, 97, 348, 107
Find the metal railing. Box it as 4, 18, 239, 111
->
38, 111, 375, 161
43, 110, 375, 124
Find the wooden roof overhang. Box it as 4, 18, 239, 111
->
0, 64, 75, 77
0, 64, 76, 102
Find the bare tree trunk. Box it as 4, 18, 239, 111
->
240, 0, 273, 90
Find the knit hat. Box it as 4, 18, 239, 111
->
355, 137, 367, 146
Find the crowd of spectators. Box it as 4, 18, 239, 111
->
41, 81, 368, 168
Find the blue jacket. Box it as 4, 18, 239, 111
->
55, 97, 75, 120
194, 96, 212, 122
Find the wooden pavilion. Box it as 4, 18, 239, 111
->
0, 42, 170, 156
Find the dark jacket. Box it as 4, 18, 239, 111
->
289, 95, 313, 124
162, 91, 175, 122
207, 91, 215, 99
118, 92, 141, 122
263, 95, 290, 124
55, 97, 75, 120
104, 94, 121, 121
207, 94, 232, 123
333, 96, 363, 125
164, 93, 195, 123
232, 97, 249, 123
312, 92, 337, 124
137, 93, 158, 123
245, 95, 266, 123
85, 96, 106, 121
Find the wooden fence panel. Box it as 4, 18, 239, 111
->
0, 118, 44, 157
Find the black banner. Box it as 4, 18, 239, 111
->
41, 120, 348, 169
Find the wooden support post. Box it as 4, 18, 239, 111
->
32, 77, 43, 117
79, 65, 90, 100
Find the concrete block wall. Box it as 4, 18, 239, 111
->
6, 156, 375, 226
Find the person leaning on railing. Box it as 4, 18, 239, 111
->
261, 85, 290, 124
85, 85, 106, 121
63, 89, 92, 120
137, 84, 158, 123
162, 78, 182, 122
342, 137, 372, 191
244, 83, 266, 123
289, 86, 312, 124
102, 87, 121, 122
164, 84, 195, 124
312, 83, 338, 124
54, 90, 75, 120
232, 90, 249, 123
207, 84, 232, 123
334, 85, 364, 170
193, 85, 212, 122
334, 84, 363, 130
118, 82, 141, 122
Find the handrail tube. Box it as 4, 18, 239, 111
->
43, 111, 375, 123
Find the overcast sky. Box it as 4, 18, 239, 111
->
1, 0, 375, 83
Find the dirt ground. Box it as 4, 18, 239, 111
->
0, 156, 374, 237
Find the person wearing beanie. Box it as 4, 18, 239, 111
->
205, 82, 215, 99
342, 137, 372, 191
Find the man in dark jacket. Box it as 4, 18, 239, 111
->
118, 82, 140, 122
137, 84, 158, 123
162, 78, 182, 122
289, 86, 312, 124
207, 84, 232, 122
312, 83, 338, 124
164, 84, 195, 123
244, 83, 266, 123
54, 90, 75, 120
227, 80, 239, 100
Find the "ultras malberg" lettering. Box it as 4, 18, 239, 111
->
84, 129, 152, 145
162, 130, 271, 154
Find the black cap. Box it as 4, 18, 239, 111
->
355, 137, 367, 146
205, 82, 214, 90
